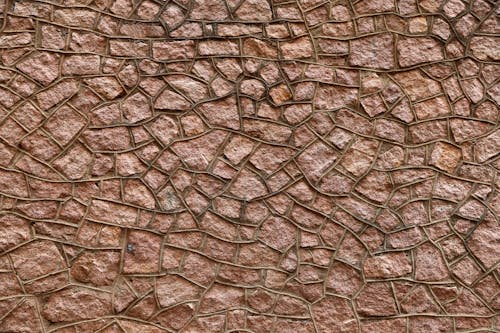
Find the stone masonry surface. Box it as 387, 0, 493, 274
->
0, 0, 498, 332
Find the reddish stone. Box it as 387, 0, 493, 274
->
122, 92, 152, 123
312, 296, 358, 333
350, 33, 395, 69
0, 300, 43, 332
397, 37, 443, 67
409, 316, 452, 333
71, 251, 120, 286
258, 216, 297, 251
16, 52, 60, 85
250, 144, 295, 174
297, 140, 338, 182
36, 79, 80, 110
235, 0, 272, 21
415, 242, 449, 281
199, 284, 244, 313
155, 303, 195, 330
364, 252, 412, 278
355, 170, 392, 203
0, 215, 31, 251
156, 275, 202, 308
152, 40, 195, 60
429, 142, 463, 173
53, 144, 92, 179
325, 262, 363, 296
11, 240, 66, 280
361, 318, 407, 333
281, 37, 314, 59
467, 217, 500, 269
62, 55, 100, 75
198, 96, 240, 129
171, 130, 227, 170
154, 88, 191, 111
243, 119, 292, 143
123, 230, 162, 274
42, 287, 112, 322
356, 282, 398, 316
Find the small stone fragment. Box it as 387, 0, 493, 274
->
123, 230, 162, 273
397, 37, 443, 67
42, 287, 112, 322
364, 252, 412, 278
350, 34, 395, 69
429, 142, 462, 173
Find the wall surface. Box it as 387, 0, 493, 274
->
0, 0, 499, 332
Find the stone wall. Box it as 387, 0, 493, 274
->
0, 0, 498, 332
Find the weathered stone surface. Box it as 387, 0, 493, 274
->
364, 252, 412, 278
0, 300, 43, 332
62, 55, 100, 75
350, 34, 395, 69
297, 140, 338, 182
314, 85, 358, 110
243, 119, 292, 143
356, 282, 398, 316
152, 40, 195, 60
0, 0, 496, 328
414, 96, 451, 120
36, 79, 78, 110
250, 144, 294, 174
470, 36, 500, 60
397, 37, 443, 67
355, 170, 392, 203
42, 287, 112, 322
229, 168, 268, 199
16, 52, 60, 85
325, 262, 363, 296
224, 135, 254, 165
199, 284, 245, 313
44, 105, 86, 145
122, 92, 152, 123
199, 40, 239, 56
123, 230, 162, 273
354, 0, 394, 13
361, 318, 407, 333
156, 275, 202, 308
415, 243, 449, 281
83, 127, 132, 151
11, 240, 66, 280
171, 130, 227, 170
198, 96, 240, 129
258, 216, 296, 250
312, 296, 359, 333
374, 119, 405, 143
474, 129, 500, 162
467, 217, 500, 269
0, 214, 31, 251
190, 0, 228, 20
84, 77, 124, 99
392, 69, 441, 101
71, 251, 120, 286
429, 142, 463, 173
154, 89, 191, 110
53, 144, 92, 179
243, 38, 278, 58
280, 37, 314, 59
235, 0, 272, 21
88, 199, 138, 226
269, 83, 292, 105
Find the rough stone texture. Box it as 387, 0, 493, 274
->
0, 0, 498, 331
